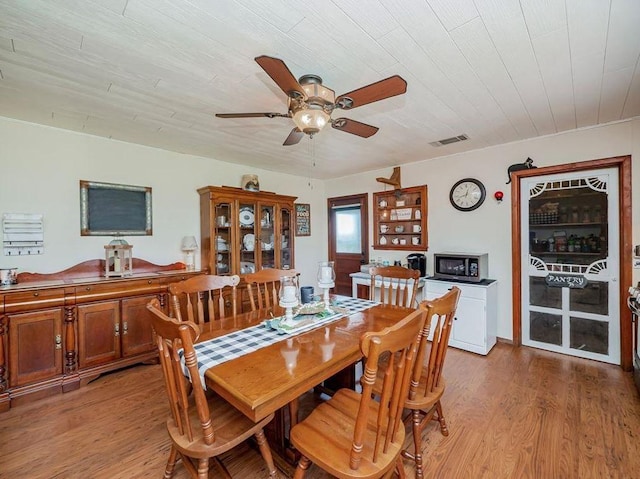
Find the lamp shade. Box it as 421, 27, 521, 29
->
292, 106, 330, 135
181, 236, 198, 251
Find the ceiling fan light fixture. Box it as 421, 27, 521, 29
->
299, 74, 335, 104
292, 106, 330, 135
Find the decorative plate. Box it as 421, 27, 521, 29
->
239, 207, 255, 226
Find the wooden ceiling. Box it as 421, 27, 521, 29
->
0, 0, 638, 179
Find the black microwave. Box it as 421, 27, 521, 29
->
433, 253, 488, 283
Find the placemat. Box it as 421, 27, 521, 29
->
184, 295, 378, 386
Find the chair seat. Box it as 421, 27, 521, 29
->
168, 392, 275, 460
290, 388, 404, 479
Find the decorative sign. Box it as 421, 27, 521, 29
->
545, 273, 588, 289
294, 203, 311, 237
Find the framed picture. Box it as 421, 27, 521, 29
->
294, 203, 311, 236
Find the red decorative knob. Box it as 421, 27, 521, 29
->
494, 191, 504, 202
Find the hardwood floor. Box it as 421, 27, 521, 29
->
0, 343, 638, 478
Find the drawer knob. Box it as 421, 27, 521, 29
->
33, 292, 39, 297
148, 280, 152, 284
85, 286, 91, 291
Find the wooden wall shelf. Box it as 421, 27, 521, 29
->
373, 185, 428, 251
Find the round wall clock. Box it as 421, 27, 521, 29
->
449, 178, 486, 211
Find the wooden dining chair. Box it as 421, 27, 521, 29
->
401, 286, 461, 479
244, 268, 301, 427
146, 298, 278, 479
243, 268, 299, 311
168, 274, 240, 327
369, 266, 420, 308
289, 307, 427, 479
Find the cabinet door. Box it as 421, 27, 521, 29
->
451, 296, 486, 348
77, 300, 120, 368
279, 205, 293, 269
239, 199, 258, 274
8, 309, 63, 387
213, 200, 232, 275
121, 295, 156, 357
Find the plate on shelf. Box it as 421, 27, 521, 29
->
240, 261, 255, 274
239, 207, 255, 226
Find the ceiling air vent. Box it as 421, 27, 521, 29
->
429, 134, 469, 147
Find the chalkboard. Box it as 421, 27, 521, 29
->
295, 203, 311, 236
80, 180, 152, 236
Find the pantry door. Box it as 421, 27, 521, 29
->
520, 167, 620, 364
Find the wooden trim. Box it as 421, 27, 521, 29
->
511, 155, 633, 369
17, 258, 186, 283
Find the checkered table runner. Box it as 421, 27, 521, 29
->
185, 295, 378, 386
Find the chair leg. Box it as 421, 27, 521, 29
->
411, 409, 424, 479
435, 400, 449, 436
289, 399, 299, 428
293, 456, 311, 479
164, 445, 178, 478
254, 428, 278, 478
197, 458, 208, 479
395, 455, 406, 479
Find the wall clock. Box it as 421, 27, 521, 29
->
449, 178, 486, 211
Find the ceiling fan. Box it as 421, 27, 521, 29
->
215, 56, 407, 146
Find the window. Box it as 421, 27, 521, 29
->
335, 207, 361, 253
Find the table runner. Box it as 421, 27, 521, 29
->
185, 296, 378, 386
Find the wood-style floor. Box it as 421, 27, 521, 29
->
1, 343, 638, 478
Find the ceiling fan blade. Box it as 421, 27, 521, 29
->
255, 56, 306, 99
335, 75, 407, 110
331, 118, 379, 138
215, 112, 288, 118
283, 128, 305, 146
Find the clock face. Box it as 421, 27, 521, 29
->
450, 178, 486, 211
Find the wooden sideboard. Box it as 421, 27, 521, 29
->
0, 259, 201, 411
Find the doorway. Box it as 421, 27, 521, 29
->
520, 167, 620, 363
511, 155, 633, 369
328, 194, 368, 296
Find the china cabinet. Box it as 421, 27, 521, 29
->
373, 185, 428, 250
198, 186, 297, 276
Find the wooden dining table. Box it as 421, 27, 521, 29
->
194, 297, 414, 467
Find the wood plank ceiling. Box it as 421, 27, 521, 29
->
0, 0, 638, 179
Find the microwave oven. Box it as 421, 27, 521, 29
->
433, 253, 488, 283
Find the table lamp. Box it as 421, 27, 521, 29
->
317, 261, 335, 308
181, 236, 198, 271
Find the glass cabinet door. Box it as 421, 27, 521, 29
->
258, 205, 275, 269
521, 167, 620, 364
213, 202, 231, 275
238, 201, 257, 274
280, 206, 292, 270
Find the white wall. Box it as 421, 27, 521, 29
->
1, 116, 638, 341
325, 118, 640, 341
0, 117, 327, 286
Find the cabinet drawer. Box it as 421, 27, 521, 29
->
426, 281, 486, 301
4, 289, 65, 313
75, 279, 162, 303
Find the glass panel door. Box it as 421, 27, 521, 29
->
280, 206, 292, 270
239, 201, 257, 274
521, 168, 620, 363
213, 202, 231, 275
258, 205, 275, 269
